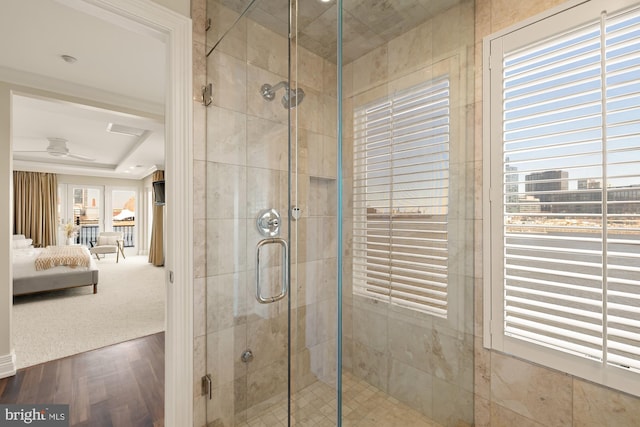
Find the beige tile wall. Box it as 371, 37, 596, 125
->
473, 1, 640, 426
342, 1, 476, 426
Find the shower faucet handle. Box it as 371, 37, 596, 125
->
257, 208, 281, 237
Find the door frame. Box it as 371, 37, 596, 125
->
51, 1, 194, 425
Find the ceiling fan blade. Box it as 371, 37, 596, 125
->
13, 150, 49, 154
67, 153, 96, 162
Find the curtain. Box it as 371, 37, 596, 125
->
149, 170, 164, 266
13, 171, 58, 247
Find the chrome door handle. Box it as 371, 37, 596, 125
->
256, 237, 288, 304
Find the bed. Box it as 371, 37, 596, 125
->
12, 239, 99, 296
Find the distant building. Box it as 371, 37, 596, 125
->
518, 195, 541, 213
524, 170, 640, 214
525, 170, 568, 212
525, 170, 568, 193
578, 179, 602, 189
505, 158, 519, 212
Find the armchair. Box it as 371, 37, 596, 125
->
89, 231, 126, 262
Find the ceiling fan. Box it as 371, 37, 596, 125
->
15, 137, 95, 161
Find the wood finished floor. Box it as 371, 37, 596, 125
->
0, 332, 164, 427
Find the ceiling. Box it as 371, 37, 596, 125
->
213, 0, 461, 63
0, 0, 166, 180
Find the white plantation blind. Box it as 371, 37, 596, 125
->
491, 0, 640, 391
603, 8, 640, 371
353, 78, 450, 317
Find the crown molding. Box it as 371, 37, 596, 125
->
0, 66, 164, 116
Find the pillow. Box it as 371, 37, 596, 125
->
12, 234, 25, 240
13, 238, 33, 249
97, 236, 119, 246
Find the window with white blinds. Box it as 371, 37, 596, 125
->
353, 78, 450, 317
486, 0, 640, 396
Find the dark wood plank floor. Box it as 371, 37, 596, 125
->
0, 332, 164, 427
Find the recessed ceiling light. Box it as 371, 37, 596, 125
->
61, 54, 77, 64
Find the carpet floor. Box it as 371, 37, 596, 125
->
12, 255, 165, 369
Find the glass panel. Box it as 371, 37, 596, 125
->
339, 0, 476, 425
289, 1, 340, 425
204, 0, 293, 425
66, 186, 102, 247
111, 189, 136, 248
205, 0, 256, 56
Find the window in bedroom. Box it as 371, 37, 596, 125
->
111, 189, 136, 248
352, 78, 450, 317
484, 0, 640, 396
58, 185, 104, 246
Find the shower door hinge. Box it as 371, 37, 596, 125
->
201, 373, 213, 400
205, 18, 211, 32
201, 83, 213, 107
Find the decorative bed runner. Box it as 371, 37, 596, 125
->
35, 246, 90, 270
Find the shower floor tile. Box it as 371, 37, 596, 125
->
236, 371, 442, 427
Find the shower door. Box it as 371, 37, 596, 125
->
202, 0, 334, 426
202, 1, 339, 425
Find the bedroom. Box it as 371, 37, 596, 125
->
4, 0, 168, 370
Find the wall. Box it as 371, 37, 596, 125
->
152, 0, 190, 18
341, 2, 476, 426
0, 83, 14, 378
473, 0, 640, 426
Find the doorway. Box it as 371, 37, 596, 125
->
1, 0, 193, 425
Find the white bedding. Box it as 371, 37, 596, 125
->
13, 246, 96, 279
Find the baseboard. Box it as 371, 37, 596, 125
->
0, 351, 16, 378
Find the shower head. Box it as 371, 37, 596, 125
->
260, 81, 305, 109
282, 87, 305, 109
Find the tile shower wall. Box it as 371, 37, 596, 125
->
193, 1, 339, 426
473, 0, 640, 426
341, 1, 476, 426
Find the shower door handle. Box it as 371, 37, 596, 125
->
255, 237, 289, 304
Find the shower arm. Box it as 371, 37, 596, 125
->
261, 81, 290, 101
270, 81, 289, 92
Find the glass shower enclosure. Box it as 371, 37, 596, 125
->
202, 0, 475, 425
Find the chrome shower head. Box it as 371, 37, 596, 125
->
260, 81, 305, 109
282, 87, 305, 109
